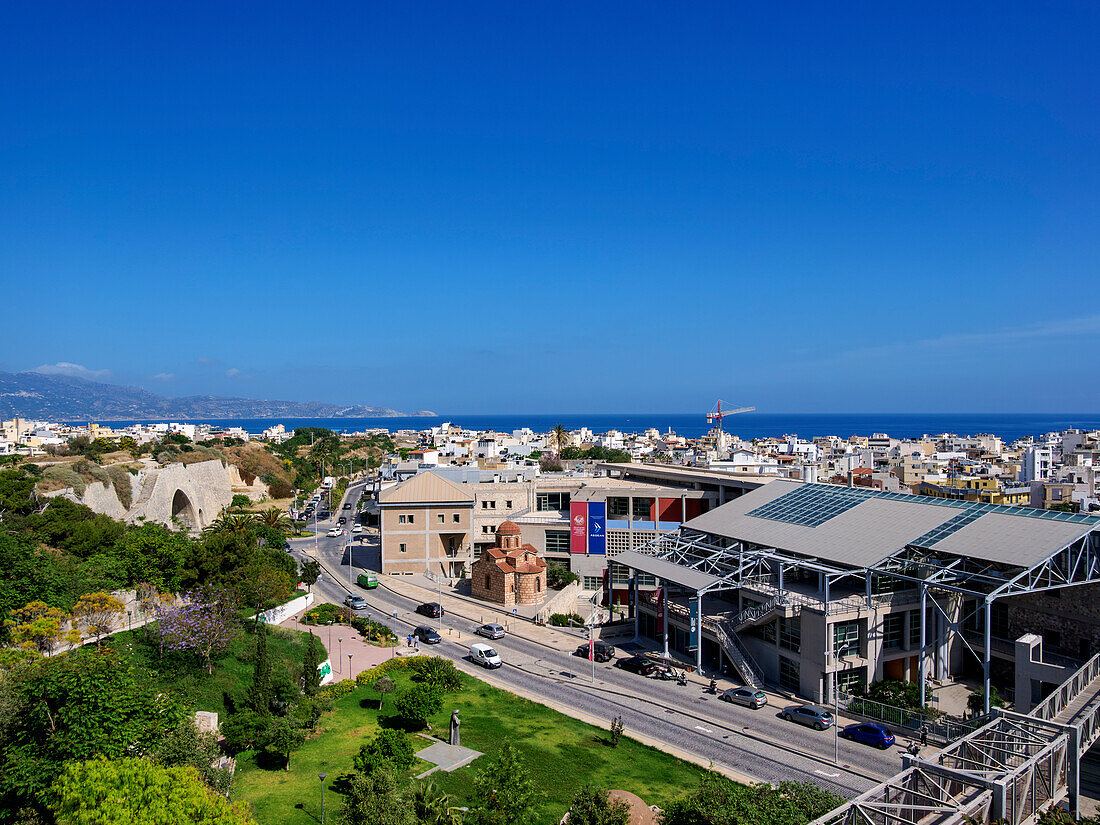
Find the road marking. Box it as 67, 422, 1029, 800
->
815, 769, 840, 777
694, 725, 713, 733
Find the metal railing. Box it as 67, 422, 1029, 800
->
837, 690, 992, 743
1033, 646, 1100, 723
715, 619, 764, 688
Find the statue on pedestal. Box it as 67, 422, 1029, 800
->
449, 709, 461, 746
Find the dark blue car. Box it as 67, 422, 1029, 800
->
840, 723, 896, 749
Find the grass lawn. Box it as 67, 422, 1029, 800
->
232, 665, 707, 825
104, 622, 323, 717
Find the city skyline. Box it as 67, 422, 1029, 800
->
2, 2, 1098, 413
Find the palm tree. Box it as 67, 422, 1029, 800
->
552, 424, 569, 454
204, 513, 254, 535
411, 781, 459, 825
254, 507, 291, 531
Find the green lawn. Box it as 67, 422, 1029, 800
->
105, 622, 323, 717
232, 667, 707, 825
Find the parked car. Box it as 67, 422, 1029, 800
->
413, 626, 442, 645
326, 528, 341, 537
337, 516, 347, 525
283, 542, 292, 553
416, 602, 444, 618
343, 502, 352, 510
720, 687, 768, 709
615, 655, 659, 676
352, 524, 363, 533
782, 705, 834, 730
469, 642, 502, 668
356, 573, 378, 589
574, 640, 615, 662
840, 723, 896, 749
344, 595, 368, 610
476, 623, 506, 640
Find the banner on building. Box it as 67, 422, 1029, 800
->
587, 501, 606, 555
689, 598, 699, 651
570, 502, 587, 554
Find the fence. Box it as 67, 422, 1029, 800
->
838, 690, 991, 745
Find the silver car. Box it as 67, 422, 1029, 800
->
721, 687, 768, 709
476, 623, 506, 640
782, 704, 834, 730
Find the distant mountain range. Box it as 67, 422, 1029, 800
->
0, 372, 435, 420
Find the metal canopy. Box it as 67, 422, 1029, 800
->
613, 550, 720, 591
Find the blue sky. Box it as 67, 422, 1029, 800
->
1, 2, 1097, 414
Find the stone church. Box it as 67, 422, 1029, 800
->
471, 521, 547, 606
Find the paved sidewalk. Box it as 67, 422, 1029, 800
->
277, 602, 398, 682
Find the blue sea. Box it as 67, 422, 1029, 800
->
77, 413, 1100, 443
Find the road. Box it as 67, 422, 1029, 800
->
289, 481, 898, 797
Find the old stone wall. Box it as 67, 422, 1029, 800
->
515, 570, 546, 605
1005, 584, 1100, 660
471, 560, 514, 605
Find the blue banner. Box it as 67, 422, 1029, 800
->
689, 598, 699, 651
587, 501, 606, 555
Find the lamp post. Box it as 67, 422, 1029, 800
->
366, 612, 372, 643
318, 773, 327, 824
126, 609, 132, 632
347, 652, 353, 678
338, 638, 343, 673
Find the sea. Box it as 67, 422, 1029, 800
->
73, 413, 1100, 443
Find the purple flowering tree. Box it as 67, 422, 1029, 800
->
158, 588, 239, 674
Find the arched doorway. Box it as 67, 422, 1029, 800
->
171, 489, 198, 531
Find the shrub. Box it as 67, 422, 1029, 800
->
350, 616, 398, 645
549, 612, 584, 627
353, 728, 417, 774
42, 465, 86, 495
302, 602, 353, 625
221, 710, 270, 755
393, 683, 444, 729
408, 657, 462, 692
320, 679, 358, 701
230, 494, 252, 510
546, 562, 580, 590
106, 465, 133, 509
355, 656, 416, 685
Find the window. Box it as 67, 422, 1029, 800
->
545, 530, 570, 553
536, 579, 541, 592
399, 543, 407, 553
438, 514, 445, 524
453, 513, 460, 523
505, 500, 512, 509
583, 576, 602, 591
779, 657, 799, 691
608, 497, 630, 519
482, 500, 496, 510
910, 611, 922, 647
637, 572, 656, 587
485, 575, 491, 590
407, 514, 414, 524
837, 668, 867, 695
883, 614, 904, 650
833, 620, 861, 658
398, 514, 406, 524
610, 564, 630, 585
632, 498, 653, 521
779, 617, 801, 653
536, 492, 570, 511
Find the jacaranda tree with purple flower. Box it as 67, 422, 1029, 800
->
158, 587, 239, 674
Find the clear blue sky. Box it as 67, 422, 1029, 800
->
2, 2, 1097, 414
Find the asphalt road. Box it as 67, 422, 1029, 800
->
289, 481, 897, 798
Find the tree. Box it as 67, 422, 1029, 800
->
255, 507, 290, 531
50, 757, 256, 825
353, 728, 417, 774
373, 676, 396, 710
151, 717, 231, 796
299, 559, 321, 592
220, 710, 269, 755
409, 657, 462, 692
342, 767, 415, 825
609, 715, 624, 747
393, 683, 444, 730
302, 631, 322, 695
230, 494, 252, 510
565, 785, 630, 825
246, 625, 274, 715
71, 591, 124, 646
118, 436, 141, 460
968, 686, 1007, 716
5, 600, 68, 655
205, 513, 254, 535
546, 562, 580, 590
412, 780, 461, 825
158, 588, 238, 674
470, 743, 540, 825
661, 774, 842, 825
264, 715, 306, 771
552, 425, 570, 454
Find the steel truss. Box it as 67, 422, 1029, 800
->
809, 765, 992, 825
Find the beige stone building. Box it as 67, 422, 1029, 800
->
470, 521, 547, 606
377, 472, 474, 576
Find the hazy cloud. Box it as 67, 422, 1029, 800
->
197, 357, 221, 366
31, 362, 112, 380
152, 372, 175, 381
225, 367, 242, 378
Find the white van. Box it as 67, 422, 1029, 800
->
469, 642, 502, 669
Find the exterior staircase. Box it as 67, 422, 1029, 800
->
715, 619, 764, 688
730, 596, 786, 631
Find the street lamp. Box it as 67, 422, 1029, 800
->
338, 638, 343, 673
126, 609, 132, 632
347, 652, 353, 677
318, 773, 327, 824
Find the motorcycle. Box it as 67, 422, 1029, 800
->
654, 667, 677, 681
707, 680, 718, 695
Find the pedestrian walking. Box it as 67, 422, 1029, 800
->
920, 725, 928, 747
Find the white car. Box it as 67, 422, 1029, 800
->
326, 527, 341, 538
352, 524, 363, 533
469, 643, 502, 669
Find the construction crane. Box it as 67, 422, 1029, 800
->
706, 399, 755, 431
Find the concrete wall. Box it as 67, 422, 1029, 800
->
380, 503, 472, 576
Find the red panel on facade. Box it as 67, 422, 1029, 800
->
569, 502, 587, 554
656, 588, 664, 634
685, 499, 704, 520
658, 497, 682, 522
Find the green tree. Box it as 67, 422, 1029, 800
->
552, 425, 570, 454
299, 559, 321, 592
661, 774, 842, 825
393, 683, 444, 730
373, 676, 396, 710
71, 591, 124, 647
5, 601, 68, 655
565, 785, 630, 825
255, 507, 290, 531
342, 767, 415, 825
246, 625, 273, 715
968, 686, 1007, 716
264, 715, 306, 771
302, 631, 322, 695
353, 728, 417, 774
412, 779, 460, 825
50, 757, 255, 825
220, 710, 269, 755
230, 494, 252, 510
409, 657, 462, 692
151, 717, 231, 796
470, 743, 540, 825
546, 562, 580, 590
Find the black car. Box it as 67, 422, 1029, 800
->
615, 655, 659, 676
337, 516, 347, 525
343, 502, 352, 510
413, 626, 442, 645
574, 640, 615, 663
416, 602, 444, 618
